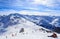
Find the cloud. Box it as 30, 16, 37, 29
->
31, 0, 60, 7
0, 9, 17, 15
18, 10, 50, 15
0, 10, 60, 16
0, 0, 23, 6
0, 0, 60, 11
18, 10, 60, 16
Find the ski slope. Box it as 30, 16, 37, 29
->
0, 17, 60, 39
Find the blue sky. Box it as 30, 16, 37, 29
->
0, 0, 60, 15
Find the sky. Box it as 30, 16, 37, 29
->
0, 0, 60, 16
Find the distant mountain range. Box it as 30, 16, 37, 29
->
0, 13, 60, 33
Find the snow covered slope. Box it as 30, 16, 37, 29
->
0, 13, 60, 34
0, 17, 60, 39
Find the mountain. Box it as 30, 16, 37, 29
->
0, 15, 60, 39
22, 15, 55, 30
0, 13, 60, 33
50, 18, 60, 27
0, 13, 25, 33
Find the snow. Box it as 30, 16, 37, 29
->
51, 18, 59, 25
0, 22, 4, 29
0, 18, 60, 39
50, 18, 60, 27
